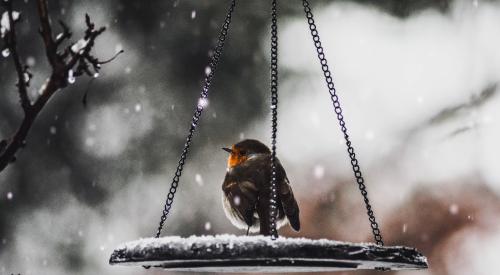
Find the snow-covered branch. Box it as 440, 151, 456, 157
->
0, 0, 122, 174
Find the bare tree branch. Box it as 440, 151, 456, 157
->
0, 0, 122, 174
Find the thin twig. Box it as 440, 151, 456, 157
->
36, 0, 57, 66
55, 20, 71, 46
98, 49, 124, 65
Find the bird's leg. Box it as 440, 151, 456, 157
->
246, 199, 258, 236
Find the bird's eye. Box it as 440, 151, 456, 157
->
240, 150, 247, 156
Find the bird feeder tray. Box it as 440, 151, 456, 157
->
109, 235, 428, 272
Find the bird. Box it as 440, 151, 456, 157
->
221, 139, 300, 235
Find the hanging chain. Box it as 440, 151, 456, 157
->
268, 0, 279, 240
153, 0, 236, 238
301, 0, 384, 246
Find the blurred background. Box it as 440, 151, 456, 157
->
1, 0, 500, 274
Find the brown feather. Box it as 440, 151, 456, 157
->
222, 151, 300, 235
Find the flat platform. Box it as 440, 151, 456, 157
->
109, 234, 428, 272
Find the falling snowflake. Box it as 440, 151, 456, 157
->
85, 137, 95, 147
195, 174, 204, 186
26, 56, 36, 66
205, 66, 212, 76
233, 196, 241, 206
313, 165, 325, 179
449, 204, 459, 215
204, 222, 211, 231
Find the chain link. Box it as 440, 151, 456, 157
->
301, 0, 384, 246
154, 0, 236, 239
269, 0, 279, 240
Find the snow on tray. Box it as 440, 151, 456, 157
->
119, 234, 350, 249
110, 234, 428, 269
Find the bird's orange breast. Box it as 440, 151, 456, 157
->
227, 149, 248, 168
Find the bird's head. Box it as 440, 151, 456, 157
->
222, 139, 271, 169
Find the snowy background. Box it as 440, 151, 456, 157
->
1, 0, 500, 274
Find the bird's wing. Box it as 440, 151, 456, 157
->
278, 165, 301, 231
245, 156, 301, 232
223, 177, 259, 227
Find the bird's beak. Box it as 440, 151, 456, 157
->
222, 147, 232, 153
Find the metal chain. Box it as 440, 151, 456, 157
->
301, 0, 384, 246
154, 0, 236, 238
269, 0, 279, 240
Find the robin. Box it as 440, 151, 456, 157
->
221, 139, 300, 235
